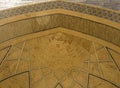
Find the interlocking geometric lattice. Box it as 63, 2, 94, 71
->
0, 0, 120, 11
0, 1, 120, 23
0, 32, 120, 88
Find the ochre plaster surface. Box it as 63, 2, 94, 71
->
0, 1, 120, 88
0, 1, 120, 51
0, 29, 120, 88
0, 13, 120, 49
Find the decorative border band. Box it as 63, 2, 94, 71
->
0, 1, 120, 23
0, 14, 120, 47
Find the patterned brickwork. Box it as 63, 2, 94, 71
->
0, 1, 120, 23
0, 0, 120, 11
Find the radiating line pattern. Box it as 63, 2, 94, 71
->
0, 32, 120, 88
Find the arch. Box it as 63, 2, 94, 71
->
0, 1, 120, 52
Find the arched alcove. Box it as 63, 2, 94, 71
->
0, 1, 120, 88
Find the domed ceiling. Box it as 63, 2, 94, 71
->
0, 31, 120, 88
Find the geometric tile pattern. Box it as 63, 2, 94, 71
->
0, 0, 120, 11
0, 1, 120, 23
0, 32, 119, 88
79, 0, 120, 11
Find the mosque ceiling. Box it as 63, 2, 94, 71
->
0, 1, 120, 88
0, 31, 120, 88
